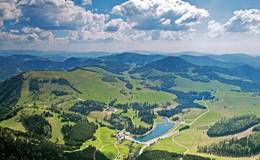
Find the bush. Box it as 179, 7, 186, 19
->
62, 120, 97, 146
22, 115, 52, 139
70, 100, 105, 115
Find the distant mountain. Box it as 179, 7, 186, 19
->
0, 54, 131, 81
208, 54, 260, 69
134, 56, 193, 73
134, 56, 260, 92
100, 52, 163, 66
1, 52, 260, 160
0, 55, 60, 81
179, 55, 243, 68
1, 52, 260, 89
230, 65, 260, 82
0, 50, 112, 60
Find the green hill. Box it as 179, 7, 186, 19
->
1, 54, 260, 160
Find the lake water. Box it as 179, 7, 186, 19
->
134, 117, 175, 142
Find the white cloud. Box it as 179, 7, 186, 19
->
112, 0, 209, 31
0, 0, 21, 27
226, 9, 260, 33
0, 0, 210, 44
159, 31, 192, 40
104, 18, 132, 32
81, 0, 92, 6
0, 27, 54, 42
67, 23, 151, 42
207, 9, 260, 37
207, 20, 225, 37
0, 21, 3, 28
18, 0, 108, 30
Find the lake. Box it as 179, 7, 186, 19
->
134, 117, 175, 142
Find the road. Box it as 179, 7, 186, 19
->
188, 101, 209, 126
171, 99, 210, 155
114, 142, 120, 160
172, 133, 190, 155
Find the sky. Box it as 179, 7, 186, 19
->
0, 0, 260, 54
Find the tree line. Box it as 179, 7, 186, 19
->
207, 114, 259, 137
198, 132, 260, 157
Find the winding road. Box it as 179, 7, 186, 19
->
171, 99, 210, 155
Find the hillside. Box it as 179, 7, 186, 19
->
0, 54, 128, 81
0, 53, 260, 160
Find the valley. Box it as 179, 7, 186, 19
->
0, 53, 260, 160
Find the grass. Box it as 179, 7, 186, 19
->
47, 114, 64, 144
155, 75, 260, 160
81, 127, 117, 159
82, 127, 129, 160
0, 107, 45, 132
172, 76, 240, 93
1, 67, 260, 160
131, 89, 176, 104
0, 114, 25, 132
121, 108, 151, 128
170, 92, 260, 159
88, 111, 111, 122
215, 72, 252, 82
18, 68, 176, 107
182, 109, 206, 124
147, 137, 186, 154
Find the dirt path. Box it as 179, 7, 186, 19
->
114, 142, 120, 160
182, 99, 209, 126
93, 149, 96, 160
171, 99, 210, 155
139, 143, 149, 156
172, 132, 190, 155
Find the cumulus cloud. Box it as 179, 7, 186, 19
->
67, 19, 151, 41
67, 25, 190, 42
112, 0, 209, 31
0, 0, 21, 28
104, 18, 131, 32
207, 9, 260, 37
0, 27, 54, 42
81, 0, 92, 6
0, 0, 209, 44
159, 31, 192, 40
226, 9, 260, 33
17, 0, 108, 30
207, 20, 225, 37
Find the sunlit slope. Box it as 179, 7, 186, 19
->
17, 67, 175, 106
0, 67, 176, 143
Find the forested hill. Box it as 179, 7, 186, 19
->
133, 56, 260, 92
0, 127, 109, 160
0, 52, 260, 160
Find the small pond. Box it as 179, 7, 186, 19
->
134, 117, 175, 142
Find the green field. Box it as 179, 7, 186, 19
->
82, 127, 130, 160
0, 65, 260, 160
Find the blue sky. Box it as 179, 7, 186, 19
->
0, 0, 260, 54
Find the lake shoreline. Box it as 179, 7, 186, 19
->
124, 117, 176, 145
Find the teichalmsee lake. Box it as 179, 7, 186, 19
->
134, 117, 175, 142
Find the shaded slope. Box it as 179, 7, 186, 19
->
135, 56, 260, 92
0, 127, 109, 160
0, 74, 23, 120
100, 52, 163, 66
